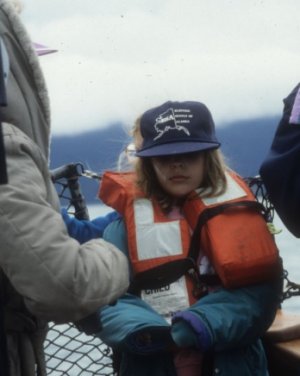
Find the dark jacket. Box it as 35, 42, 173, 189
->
260, 83, 300, 237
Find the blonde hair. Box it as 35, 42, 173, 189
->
132, 117, 227, 213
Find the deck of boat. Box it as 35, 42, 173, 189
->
264, 310, 300, 376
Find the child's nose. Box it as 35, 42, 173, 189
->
170, 156, 186, 166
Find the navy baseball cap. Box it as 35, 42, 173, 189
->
135, 101, 221, 157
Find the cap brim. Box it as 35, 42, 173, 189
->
136, 141, 220, 157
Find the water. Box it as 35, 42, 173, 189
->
88, 203, 300, 313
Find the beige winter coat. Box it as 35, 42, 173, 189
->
0, 1, 129, 375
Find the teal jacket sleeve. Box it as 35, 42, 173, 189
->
172, 278, 282, 352
99, 293, 173, 353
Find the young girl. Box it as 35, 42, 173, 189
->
86, 101, 282, 375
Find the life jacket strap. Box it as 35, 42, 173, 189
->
188, 200, 265, 260
129, 258, 221, 297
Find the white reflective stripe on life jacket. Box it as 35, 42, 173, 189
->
200, 171, 247, 207
134, 198, 183, 261
133, 198, 191, 319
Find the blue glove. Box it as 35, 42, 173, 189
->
61, 208, 120, 243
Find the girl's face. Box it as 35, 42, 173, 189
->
151, 152, 205, 198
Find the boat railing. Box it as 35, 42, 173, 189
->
45, 322, 114, 375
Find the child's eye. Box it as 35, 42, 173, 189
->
155, 152, 202, 164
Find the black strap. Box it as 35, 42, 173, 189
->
129, 258, 195, 294
184, 200, 266, 292
188, 200, 265, 261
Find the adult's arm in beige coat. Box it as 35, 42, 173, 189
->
0, 123, 129, 324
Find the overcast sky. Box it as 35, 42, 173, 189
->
21, 0, 300, 135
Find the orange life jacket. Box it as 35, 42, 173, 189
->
99, 171, 281, 295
